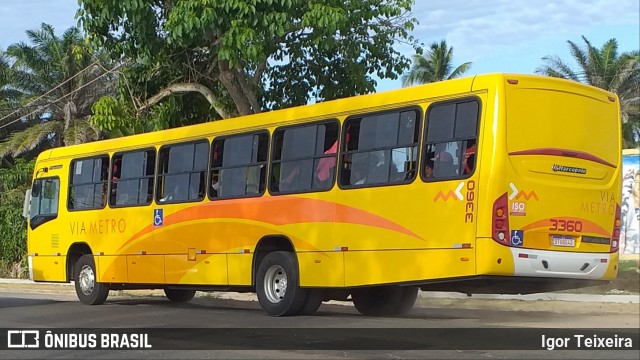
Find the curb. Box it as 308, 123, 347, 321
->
1, 278, 638, 304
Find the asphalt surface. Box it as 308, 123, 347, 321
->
0, 288, 638, 359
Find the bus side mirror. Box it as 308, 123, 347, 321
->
22, 189, 31, 218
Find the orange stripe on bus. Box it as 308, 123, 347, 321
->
121, 196, 422, 250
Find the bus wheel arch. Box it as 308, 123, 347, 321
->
66, 242, 92, 282
252, 235, 295, 287
73, 254, 109, 305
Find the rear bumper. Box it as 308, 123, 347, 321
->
510, 248, 618, 280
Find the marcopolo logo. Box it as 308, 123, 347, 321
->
552, 164, 587, 175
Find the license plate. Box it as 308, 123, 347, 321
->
552, 236, 575, 247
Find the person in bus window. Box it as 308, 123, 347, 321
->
463, 139, 477, 174
433, 144, 456, 177
424, 155, 435, 178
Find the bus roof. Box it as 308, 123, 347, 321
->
38, 73, 616, 161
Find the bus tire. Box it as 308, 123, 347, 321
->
164, 288, 196, 303
256, 251, 307, 316
352, 286, 417, 316
298, 289, 323, 315
74, 254, 109, 305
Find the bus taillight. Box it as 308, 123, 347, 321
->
611, 204, 621, 253
492, 193, 510, 245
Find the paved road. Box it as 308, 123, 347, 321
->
0, 291, 638, 359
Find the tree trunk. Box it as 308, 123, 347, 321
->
63, 101, 77, 130
138, 82, 231, 119
218, 60, 256, 116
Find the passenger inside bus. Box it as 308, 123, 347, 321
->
424, 153, 435, 178
432, 144, 456, 178
463, 139, 476, 174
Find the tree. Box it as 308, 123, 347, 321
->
0, 23, 115, 158
536, 36, 640, 148
0, 158, 33, 278
402, 40, 471, 86
78, 0, 420, 123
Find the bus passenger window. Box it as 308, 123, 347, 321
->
340, 109, 420, 188
68, 155, 109, 210
270, 121, 339, 194
210, 132, 268, 200
156, 140, 208, 204
423, 99, 479, 181
109, 149, 156, 207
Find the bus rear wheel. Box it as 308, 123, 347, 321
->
164, 288, 196, 303
74, 254, 109, 305
256, 251, 307, 316
352, 285, 418, 316
299, 289, 323, 315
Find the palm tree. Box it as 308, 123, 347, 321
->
402, 40, 472, 86
536, 36, 639, 147
0, 23, 114, 158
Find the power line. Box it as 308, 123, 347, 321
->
0, 63, 124, 131
0, 59, 101, 126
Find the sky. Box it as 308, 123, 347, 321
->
0, 0, 638, 93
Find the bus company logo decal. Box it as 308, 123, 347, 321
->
552, 164, 587, 174
509, 183, 539, 201
433, 182, 464, 202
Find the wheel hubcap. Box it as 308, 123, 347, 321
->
78, 264, 95, 295
264, 265, 287, 304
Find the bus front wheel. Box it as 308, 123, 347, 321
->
74, 254, 109, 305
352, 285, 418, 316
256, 251, 307, 316
164, 288, 196, 303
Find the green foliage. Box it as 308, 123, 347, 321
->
537, 36, 640, 148
78, 0, 420, 116
0, 159, 34, 269
0, 23, 113, 159
90, 96, 133, 131
402, 40, 472, 86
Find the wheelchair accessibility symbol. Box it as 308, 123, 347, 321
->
510, 230, 523, 247
154, 209, 164, 227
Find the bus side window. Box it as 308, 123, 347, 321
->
110, 149, 156, 207
270, 121, 339, 194
423, 99, 479, 180
156, 140, 208, 204
340, 109, 420, 187
68, 155, 109, 210
210, 132, 268, 200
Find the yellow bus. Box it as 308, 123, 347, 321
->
24, 74, 622, 316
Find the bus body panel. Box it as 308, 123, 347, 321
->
25, 74, 621, 295
472, 75, 621, 281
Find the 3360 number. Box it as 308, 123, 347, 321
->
549, 219, 583, 232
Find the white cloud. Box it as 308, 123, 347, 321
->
410, 0, 640, 62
